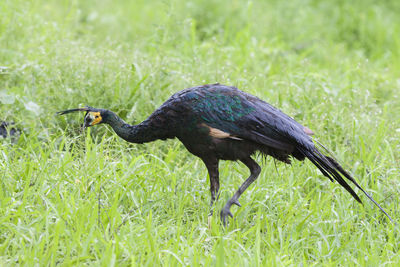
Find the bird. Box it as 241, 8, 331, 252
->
58, 83, 394, 225
0, 121, 20, 141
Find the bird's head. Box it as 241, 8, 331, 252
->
57, 106, 108, 128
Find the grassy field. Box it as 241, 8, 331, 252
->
1, 0, 400, 265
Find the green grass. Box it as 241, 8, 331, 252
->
1, 0, 400, 265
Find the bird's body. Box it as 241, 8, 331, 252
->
115, 84, 312, 161
59, 83, 393, 224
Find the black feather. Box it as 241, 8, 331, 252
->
298, 146, 394, 223
298, 147, 362, 202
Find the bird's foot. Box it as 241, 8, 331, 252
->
220, 208, 233, 226
220, 199, 241, 226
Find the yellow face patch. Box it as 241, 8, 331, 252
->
89, 111, 102, 125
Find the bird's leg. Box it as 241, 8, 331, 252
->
203, 159, 220, 215
220, 157, 261, 226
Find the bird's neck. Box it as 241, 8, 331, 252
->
105, 111, 160, 144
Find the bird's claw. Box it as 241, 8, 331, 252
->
232, 200, 241, 207
220, 198, 242, 226
220, 208, 234, 226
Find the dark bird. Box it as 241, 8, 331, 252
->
58, 83, 394, 225
0, 121, 20, 141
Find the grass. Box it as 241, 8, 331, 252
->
1, 0, 400, 265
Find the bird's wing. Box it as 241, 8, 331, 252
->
181, 85, 314, 151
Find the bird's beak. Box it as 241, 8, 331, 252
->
57, 107, 97, 130
57, 107, 89, 115
58, 106, 102, 131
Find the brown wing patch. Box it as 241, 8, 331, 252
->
304, 126, 314, 136
200, 123, 243, 140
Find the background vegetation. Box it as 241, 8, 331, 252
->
1, 0, 399, 265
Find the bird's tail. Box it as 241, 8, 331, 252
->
297, 145, 394, 223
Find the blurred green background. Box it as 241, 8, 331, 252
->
1, 0, 399, 265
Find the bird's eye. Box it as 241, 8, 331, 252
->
95, 115, 99, 118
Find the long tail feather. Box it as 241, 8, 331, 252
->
298, 146, 394, 223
